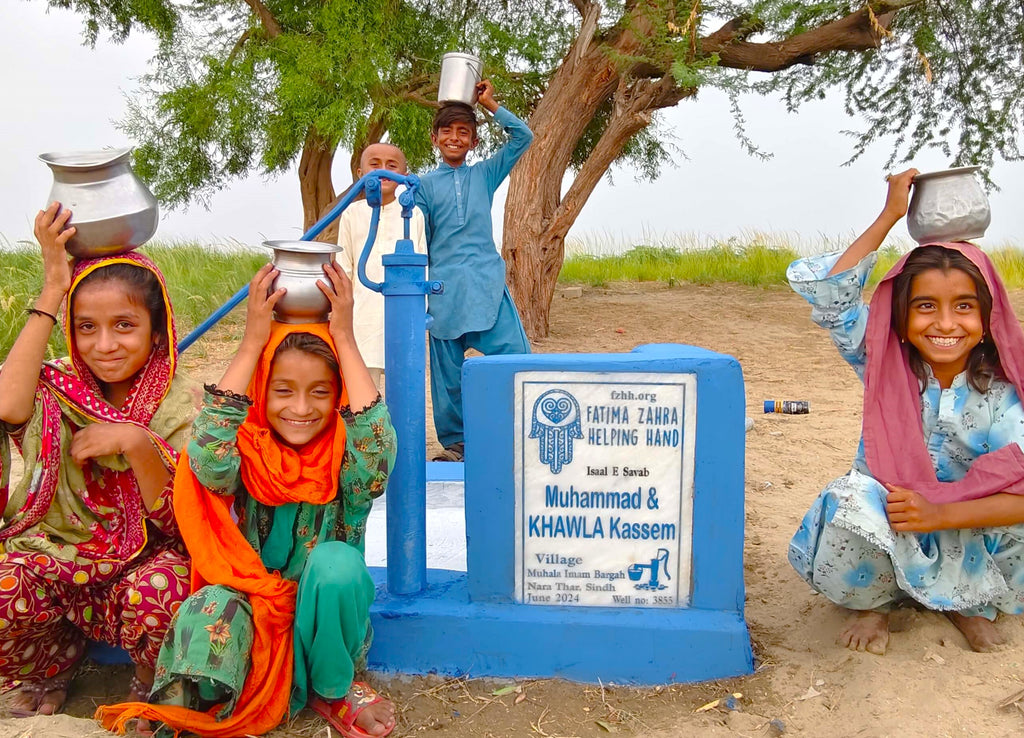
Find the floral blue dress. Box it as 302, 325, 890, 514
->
788, 251, 1024, 619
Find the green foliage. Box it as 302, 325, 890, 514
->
0, 244, 266, 360
44, 0, 178, 44
120, 0, 573, 210
750, 1, 1024, 172
52, 0, 1024, 227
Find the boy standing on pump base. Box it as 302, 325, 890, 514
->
416, 79, 533, 461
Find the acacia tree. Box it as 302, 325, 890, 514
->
503, 0, 1024, 336
116, 0, 556, 241
53, 0, 1024, 337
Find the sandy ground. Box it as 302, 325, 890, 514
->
5, 281, 1024, 737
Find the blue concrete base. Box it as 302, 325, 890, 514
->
425, 460, 464, 482
367, 567, 753, 685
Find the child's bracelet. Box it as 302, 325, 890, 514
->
26, 307, 58, 324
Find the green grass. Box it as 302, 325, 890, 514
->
0, 242, 266, 359
558, 240, 1024, 290
558, 243, 801, 288
5, 236, 1024, 359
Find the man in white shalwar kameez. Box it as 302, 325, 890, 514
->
338, 143, 427, 392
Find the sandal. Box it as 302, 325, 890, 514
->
431, 442, 464, 462
9, 676, 71, 717
308, 682, 396, 738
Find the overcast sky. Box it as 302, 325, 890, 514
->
5, 1, 1024, 253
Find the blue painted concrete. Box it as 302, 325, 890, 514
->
366, 343, 753, 684
88, 641, 132, 664
462, 344, 746, 610
367, 568, 751, 684
425, 461, 464, 482
377, 235, 431, 595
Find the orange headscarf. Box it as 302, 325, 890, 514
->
97, 322, 348, 737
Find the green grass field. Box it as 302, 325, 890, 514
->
2, 238, 1023, 359
559, 241, 1024, 288
0, 243, 265, 359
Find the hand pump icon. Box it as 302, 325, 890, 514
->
628, 548, 671, 591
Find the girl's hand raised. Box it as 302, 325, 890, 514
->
240, 264, 285, 353
214, 264, 284, 396
34, 202, 76, 303
318, 261, 378, 410
881, 169, 920, 222
885, 483, 946, 532
318, 262, 357, 347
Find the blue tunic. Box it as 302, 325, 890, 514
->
415, 106, 533, 340
787, 251, 1024, 618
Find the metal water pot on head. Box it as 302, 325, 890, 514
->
907, 166, 991, 244
38, 148, 159, 259
437, 52, 483, 106
263, 240, 343, 324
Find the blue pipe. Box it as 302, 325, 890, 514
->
177, 169, 438, 597
358, 171, 443, 595
177, 169, 419, 352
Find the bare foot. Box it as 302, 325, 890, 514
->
128, 665, 155, 736
9, 667, 74, 717
353, 693, 396, 736
838, 610, 889, 655
946, 612, 1007, 652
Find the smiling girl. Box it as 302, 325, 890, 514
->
787, 169, 1024, 656
0, 203, 200, 718
98, 263, 397, 737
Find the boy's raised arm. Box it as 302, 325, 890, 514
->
477, 80, 534, 190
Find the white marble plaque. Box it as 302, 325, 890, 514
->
514, 371, 696, 608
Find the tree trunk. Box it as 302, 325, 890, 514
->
504, 75, 689, 339
502, 6, 661, 339
298, 127, 339, 242
503, 4, 896, 340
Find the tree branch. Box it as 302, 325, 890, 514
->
568, 0, 589, 16
704, 7, 897, 72
241, 0, 282, 38
701, 15, 764, 47
573, 2, 601, 67
349, 112, 391, 179
872, 0, 927, 11
549, 76, 691, 238
226, 29, 251, 66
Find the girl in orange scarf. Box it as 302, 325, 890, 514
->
98, 263, 397, 737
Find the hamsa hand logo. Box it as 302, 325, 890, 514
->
530, 389, 583, 474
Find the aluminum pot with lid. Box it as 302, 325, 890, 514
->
38, 147, 159, 259
263, 240, 342, 324
437, 52, 483, 105
907, 166, 990, 244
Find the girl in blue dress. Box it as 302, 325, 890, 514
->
788, 169, 1024, 655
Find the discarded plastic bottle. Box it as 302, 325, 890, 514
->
763, 400, 809, 414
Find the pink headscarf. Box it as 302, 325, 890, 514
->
863, 241, 1024, 503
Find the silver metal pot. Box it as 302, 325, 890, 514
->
263, 240, 342, 324
38, 148, 159, 258
438, 52, 482, 105
907, 166, 990, 244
